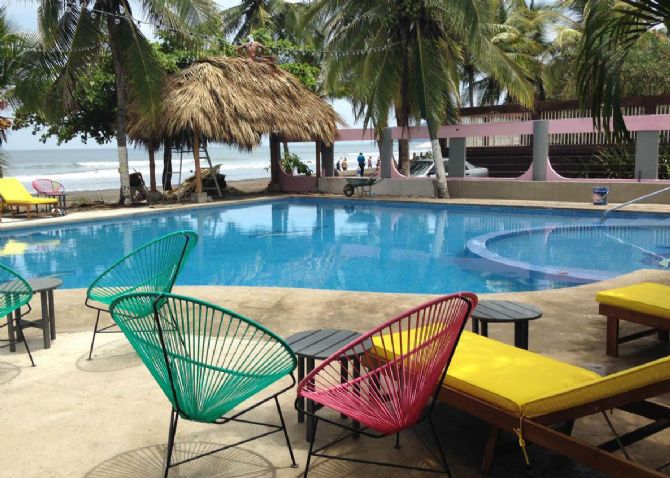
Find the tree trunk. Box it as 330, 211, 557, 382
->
431, 134, 449, 198
398, 139, 409, 175
107, 16, 131, 205
397, 29, 411, 176
148, 148, 157, 192
283, 140, 289, 158
163, 138, 173, 190
467, 65, 475, 107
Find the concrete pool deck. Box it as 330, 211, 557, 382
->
1, 268, 669, 477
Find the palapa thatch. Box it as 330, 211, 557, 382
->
160, 56, 342, 149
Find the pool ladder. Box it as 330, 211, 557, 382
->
599, 185, 670, 223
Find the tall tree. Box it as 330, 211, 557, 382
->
308, 0, 534, 198
577, 0, 670, 137
0, 6, 33, 171
221, 0, 305, 44
18, 0, 214, 204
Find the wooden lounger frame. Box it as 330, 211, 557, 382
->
0, 201, 57, 220
439, 378, 670, 478
599, 303, 670, 357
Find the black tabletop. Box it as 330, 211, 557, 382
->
471, 300, 542, 323
285, 329, 371, 360
26, 277, 63, 292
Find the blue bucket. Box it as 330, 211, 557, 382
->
592, 187, 609, 205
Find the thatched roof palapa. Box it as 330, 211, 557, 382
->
160, 56, 341, 149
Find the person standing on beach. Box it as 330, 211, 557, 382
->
342, 158, 348, 171
357, 152, 366, 176
336, 159, 341, 171
367, 156, 372, 170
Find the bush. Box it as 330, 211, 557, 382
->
281, 153, 312, 176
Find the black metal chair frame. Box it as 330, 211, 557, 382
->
0, 303, 35, 366
149, 298, 299, 478
295, 356, 458, 477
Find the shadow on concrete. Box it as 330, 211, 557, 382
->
0, 360, 20, 385
76, 338, 141, 372
85, 442, 278, 478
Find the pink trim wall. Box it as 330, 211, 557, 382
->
278, 169, 317, 193
383, 114, 670, 140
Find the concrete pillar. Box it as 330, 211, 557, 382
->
448, 138, 466, 177
321, 143, 334, 177
380, 128, 394, 179
532, 120, 549, 181
635, 131, 660, 180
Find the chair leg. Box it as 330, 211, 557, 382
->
303, 417, 319, 478
274, 396, 298, 468
428, 416, 451, 477
481, 426, 499, 474
88, 310, 102, 360
606, 316, 619, 357
164, 409, 179, 478
14, 314, 35, 367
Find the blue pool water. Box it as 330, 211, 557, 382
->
1, 198, 669, 293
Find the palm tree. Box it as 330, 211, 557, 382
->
577, 0, 669, 136
308, 0, 534, 198
19, 0, 213, 204
222, 0, 305, 44
0, 7, 33, 173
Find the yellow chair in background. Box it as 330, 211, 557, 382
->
0, 178, 58, 219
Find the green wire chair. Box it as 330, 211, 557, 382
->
85, 230, 198, 360
0, 263, 35, 366
109, 292, 298, 478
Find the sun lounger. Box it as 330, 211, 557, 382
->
0, 178, 58, 219
372, 330, 670, 478
597, 282, 670, 357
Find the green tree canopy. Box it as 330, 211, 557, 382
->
548, 30, 670, 100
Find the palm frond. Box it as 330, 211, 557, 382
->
112, 16, 165, 127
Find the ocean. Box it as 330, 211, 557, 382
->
4, 140, 405, 192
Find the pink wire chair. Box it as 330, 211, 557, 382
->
296, 292, 477, 476
32, 179, 67, 214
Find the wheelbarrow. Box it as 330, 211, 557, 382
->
343, 176, 382, 197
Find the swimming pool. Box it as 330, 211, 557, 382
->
1, 198, 668, 293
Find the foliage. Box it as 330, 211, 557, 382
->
307, 0, 535, 197
221, 0, 306, 44
548, 31, 670, 100
281, 152, 312, 175
16, 0, 215, 204
593, 142, 670, 179
243, 28, 322, 92
577, 0, 669, 137
13, 55, 117, 144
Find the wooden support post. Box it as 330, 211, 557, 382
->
193, 130, 203, 194
316, 141, 321, 178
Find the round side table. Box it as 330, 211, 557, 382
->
471, 300, 542, 350
285, 328, 372, 441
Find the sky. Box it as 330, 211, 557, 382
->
4, 1, 359, 150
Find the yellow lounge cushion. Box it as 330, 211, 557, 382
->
372, 331, 600, 415
0, 178, 58, 205
596, 282, 670, 320
373, 329, 670, 418
522, 354, 670, 417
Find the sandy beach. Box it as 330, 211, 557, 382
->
66, 177, 273, 206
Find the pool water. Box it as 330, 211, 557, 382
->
1, 198, 669, 294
